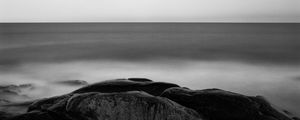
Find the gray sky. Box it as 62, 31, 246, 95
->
0, 0, 299, 22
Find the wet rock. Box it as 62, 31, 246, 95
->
7, 79, 297, 120
161, 87, 292, 120
29, 78, 179, 112
250, 96, 293, 120
28, 94, 72, 112
127, 78, 153, 82
72, 78, 179, 96
66, 91, 202, 120
14, 91, 202, 120
7, 110, 72, 120
293, 117, 300, 120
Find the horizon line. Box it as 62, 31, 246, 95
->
1, 22, 299, 24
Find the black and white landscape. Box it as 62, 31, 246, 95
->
0, 0, 299, 119
0, 78, 298, 120
0, 23, 299, 120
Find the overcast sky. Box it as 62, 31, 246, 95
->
0, 0, 299, 22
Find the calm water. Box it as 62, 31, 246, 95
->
0, 23, 300, 115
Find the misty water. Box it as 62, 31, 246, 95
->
0, 23, 300, 116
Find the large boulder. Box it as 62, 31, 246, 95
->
8, 110, 72, 120
66, 92, 201, 120
72, 78, 179, 96
28, 78, 179, 112
10, 91, 202, 120
6, 79, 297, 120
161, 87, 293, 120
27, 94, 72, 112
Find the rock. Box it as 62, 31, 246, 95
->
28, 94, 72, 112
293, 117, 300, 120
7, 111, 55, 120
7, 110, 72, 120
13, 91, 202, 120
7, 79, 297, 120
66, 91, 201, 120
72, 78, 179, 96
53, 80, 88, 86
29, 78, 179, 112
161, 87, 292, 120
250, 96, 293, 120
127, 78, 153, 82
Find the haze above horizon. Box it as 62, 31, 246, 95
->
0, 0, 299, 23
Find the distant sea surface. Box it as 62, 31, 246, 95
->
0, 23, 300, 116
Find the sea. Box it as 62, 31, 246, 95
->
0, 23, 300, 116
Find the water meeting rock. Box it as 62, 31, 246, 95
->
161, 87, 293, 120
28, 78, 179, 112
5, 78, 296, 120
11, 91, 202, 120
72, 78, 179, 96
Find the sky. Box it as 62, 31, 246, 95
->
0, 0, 299, 22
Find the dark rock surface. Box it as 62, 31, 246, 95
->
66, 92, 201, 120
28, 78, 179, 112
161, 87, 293, 120
127, 78, 153, 82
72, 78, 179, 96
8, 110, 72, 120
4, 78, 297, 120
27, 94, 72, 112
11, 91, 202, 120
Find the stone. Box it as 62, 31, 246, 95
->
72, 78, 179, 96
66, 91, 202, 120
161, 87, 292, 120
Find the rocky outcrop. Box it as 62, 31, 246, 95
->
7, 110, 72, 120
11, 91, 201, 120
72, 78, 179, 96
161, 87, 293, 120
28, 78, 179, 112
66, 92, 201, 120
5, 78, 297, 120
27, 94, 72, 112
